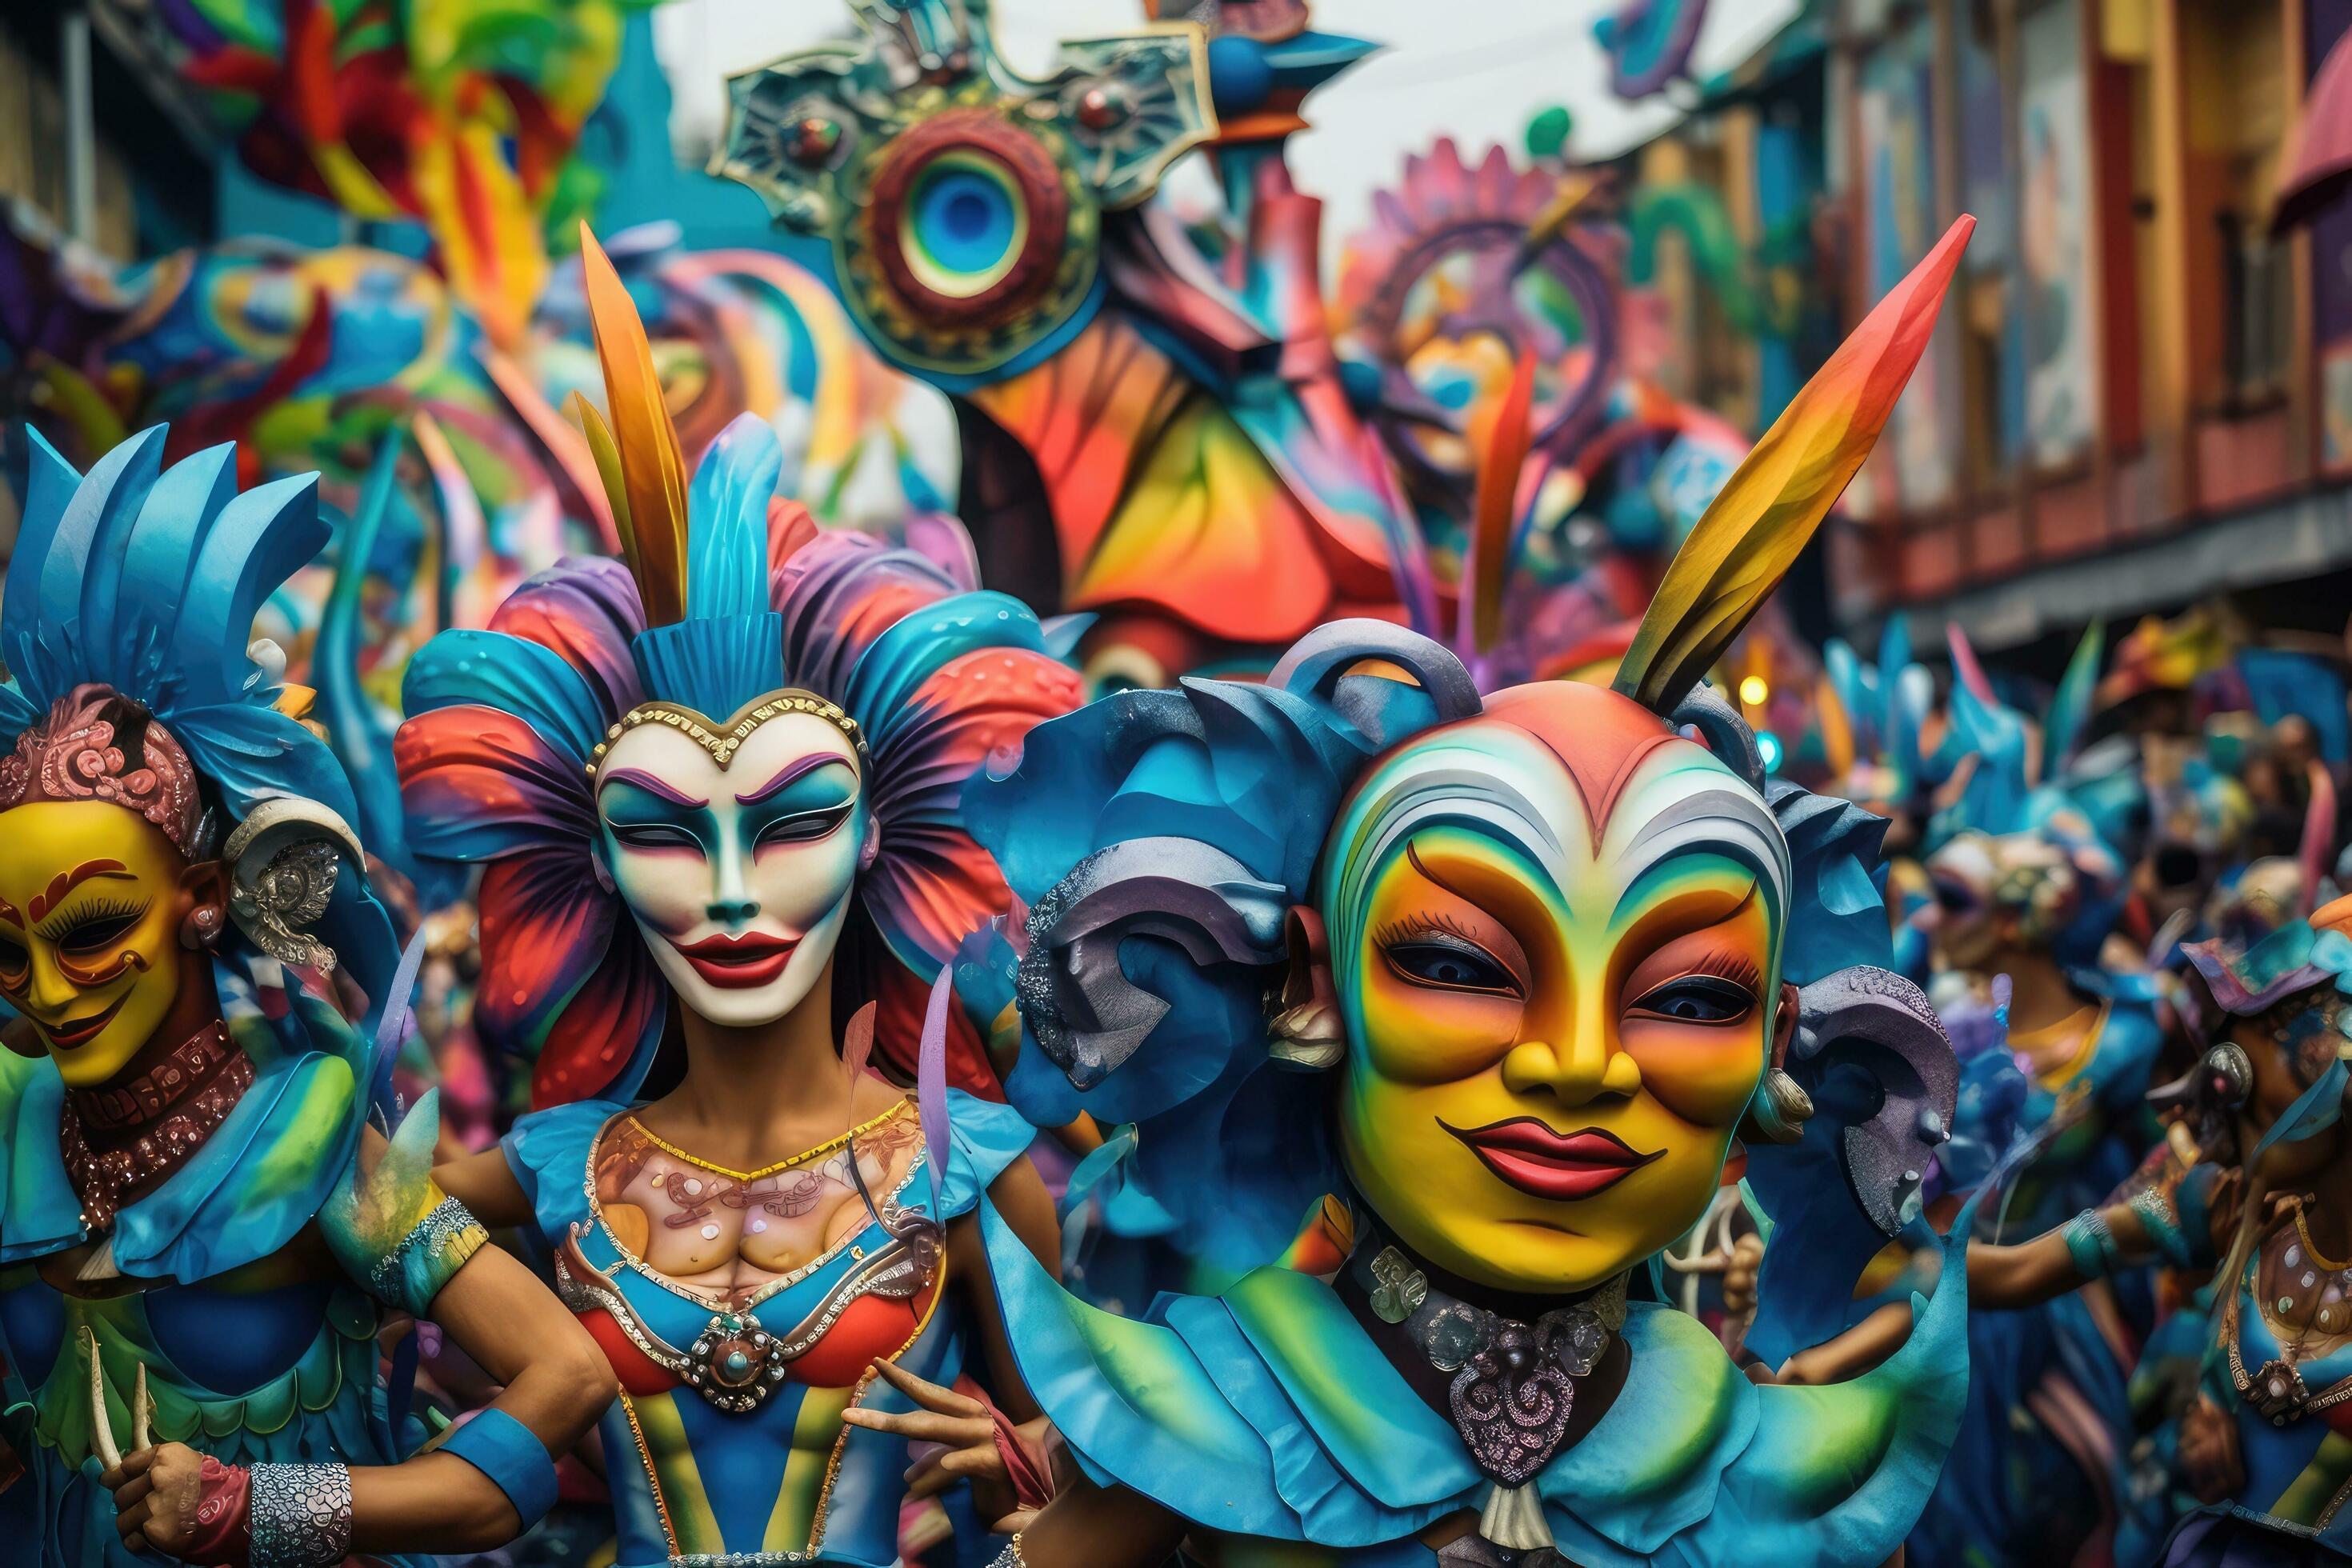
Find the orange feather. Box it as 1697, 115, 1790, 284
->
1614, 216, 1973, 714
1466, 350, 1538, 656
578, 222, 690, 626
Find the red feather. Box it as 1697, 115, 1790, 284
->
1464, 350, 1538, 657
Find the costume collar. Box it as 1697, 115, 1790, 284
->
0, 966, 369, 1279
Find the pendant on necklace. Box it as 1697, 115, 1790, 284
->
686, 1309, 786, 1414
2250, 1357, 2310, 1426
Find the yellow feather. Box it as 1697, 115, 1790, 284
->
1614, 216, 1974, 714
578, 222, 690, 626
570, 391, 640, 589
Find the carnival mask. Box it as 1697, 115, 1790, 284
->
0, 802, 226, 1086
593, 702, 875, 1029
1317, 683, 1790, 1295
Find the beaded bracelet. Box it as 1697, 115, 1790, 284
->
370, 1194, 490, 1318
2127, 1186, 2194, 1270
247, 1462, 352, 1568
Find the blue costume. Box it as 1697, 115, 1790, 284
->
0, 426, 465, 1566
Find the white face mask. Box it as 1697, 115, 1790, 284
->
592, 709, 874, 1028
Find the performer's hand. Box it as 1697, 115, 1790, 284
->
1716, 1232, 1766, 1322
2178, 1395, 2244, 1504
842, 1357, 1055, 1534
102, 1442, 209, 1556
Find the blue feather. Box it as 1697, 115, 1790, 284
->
1822, 638, 1870, 747
318, 433, 461, 902
685, 414, 782, 622
841, 590, 1050, 752
51, 427, 167, 689
109, 442, 238, 696
404, 626, 616, 764
32, 428, 166, 695
630, 614, 787, 725
2, 430, 85, 704
174, 473, 325, 709
2042, 622, 2102, 779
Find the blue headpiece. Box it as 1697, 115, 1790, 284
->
0, 426, 397, 1013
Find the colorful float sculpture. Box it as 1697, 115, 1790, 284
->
716, 0, 1454, 688
95, 0, 655, 346
716, 0, 1778, 696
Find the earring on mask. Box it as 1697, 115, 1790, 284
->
1268, 906, 1345, 1070
1748, 1068, 1814, 1144
185, 903, 223, 950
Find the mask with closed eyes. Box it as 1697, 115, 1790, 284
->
593, 706, 878, 1027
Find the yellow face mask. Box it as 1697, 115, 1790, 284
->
1319, 690, 1789, 1296
0, 801, 211, 1086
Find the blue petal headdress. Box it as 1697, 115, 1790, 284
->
3, 426, 362, 827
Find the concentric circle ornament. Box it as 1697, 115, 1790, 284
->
685, 1309, 787, 1414
867, 111, 1069, 326
714, 4, 1211, 379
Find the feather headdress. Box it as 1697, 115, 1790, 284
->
398, 227, 1082, 1106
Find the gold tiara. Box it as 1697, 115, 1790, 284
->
586, 693, 867, 778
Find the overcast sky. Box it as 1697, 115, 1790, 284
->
654, 0, 1802, 246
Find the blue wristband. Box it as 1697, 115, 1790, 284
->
438, 1409, 560, 1530
2060, 1208, 2119, 1280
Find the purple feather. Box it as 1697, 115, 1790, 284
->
918, 969, 953, 1211
371, 929, 430, 1119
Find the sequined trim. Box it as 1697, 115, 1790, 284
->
616, 1393, 681, 1557
369, 1194, 489, 1317
807, 1246, 950, 1558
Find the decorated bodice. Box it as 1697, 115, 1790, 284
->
502, 1090, 1034, 1568
2218, 1213, 2352, 1544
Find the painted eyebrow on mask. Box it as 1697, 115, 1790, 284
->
7, 860, 139, 928
735, 754, 854, 807
599, 770, 708, 809
1402, 840, 1522, 910
1614, 872, 1762, 938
